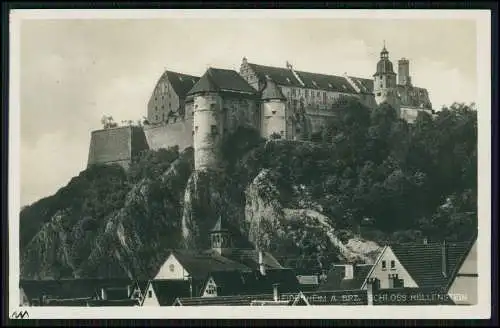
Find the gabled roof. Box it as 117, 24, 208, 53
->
294, 70, 357, 93
247, 63, 303, 87
224, 249, 284, 271
389, 240, 473, 289
155, 70, 200, 98
171, 249, 253, 280
144, 279, 192, 306
188, 67, 257, 96
205, 268, 299, 296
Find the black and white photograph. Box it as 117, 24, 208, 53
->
8, 9, 491, 320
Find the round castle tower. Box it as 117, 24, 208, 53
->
188, 70, 224, 171
373, 43, 400, 109
260, 76, 287, 139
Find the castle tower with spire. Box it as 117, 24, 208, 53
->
373, 42, 399, 109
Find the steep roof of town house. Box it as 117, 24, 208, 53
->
388, 240, 473, 289
155, 70, 200, 98
145, 279, 192, 306
170, 249, 253, 280
188, 67, 257, 96
222, 249, 284, 271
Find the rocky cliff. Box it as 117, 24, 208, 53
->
20, 143, 382, 280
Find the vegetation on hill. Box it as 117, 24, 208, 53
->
220, 99, 477, 244
19, 99, 477, 279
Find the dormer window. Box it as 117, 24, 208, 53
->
342, 85, 347, 90
328, 83, 333, 88
286, 77, 291, 83
179, 76, 183, 81
312, 81, 318, 87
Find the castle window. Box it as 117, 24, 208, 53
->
317, 92, 320, 97
272, 110, 277, 115
155, 115, 159, 121
286, 77, 291, 83
211, 125, 218, 135
195, 126, 199, 133
195, 104, 198, 109
291, 89, 296, 96
377, 92, 381, 96
210, 104, 216, 110
280, 130, 284, 136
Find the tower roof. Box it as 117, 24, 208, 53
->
187, 67, 257, 96
374, 43, 395, 76
261, 77, 286, 100
187, 69, 219, 95
211, 215, 230, 233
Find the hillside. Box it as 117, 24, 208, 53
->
19, 100, 478, 280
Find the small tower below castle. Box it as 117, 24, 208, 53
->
210, 216, 233, 256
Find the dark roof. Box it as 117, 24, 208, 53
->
103, 287, 129, 300
347, 76, 374, 94
19, 279, 135, 302
261, 77, 286, 100
87, 299, 139, 307
294, 70, 357, 93
205, 268, 299, 296
390, 240, 472, 289
174, 293, 275, 306
188, 67, 257, 96
318, 265, 373, 291
149, 280, 192, 306
224, 249, 284, 271
159, 70, 200, 98
375, 58, 395, 76
247, 63, 302, 87
172, 249, 253, 280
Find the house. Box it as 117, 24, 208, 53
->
141, 280, 192, 306
445, 236, 478, 305
147, 70, 200, 124
200, 268, 299, 297
318, 263, 374, 291
360, 238, 475, 293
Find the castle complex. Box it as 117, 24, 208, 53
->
87, 45, 434, 171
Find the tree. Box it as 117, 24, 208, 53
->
101, 115, 118, 129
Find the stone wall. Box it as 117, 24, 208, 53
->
143, 119, 194, 152
87, 126, 149, 170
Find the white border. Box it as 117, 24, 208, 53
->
8, 9, 492, 320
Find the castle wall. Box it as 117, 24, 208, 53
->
143, 119, 194, 152
87, 126, 149, 170
222, 97, 259, 133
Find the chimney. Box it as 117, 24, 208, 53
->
259, 251, 266, 276
273, 283, 280, 302
366, 278, 380, 306
388, 274, 399, 289
100, 288, 107, 301
344, 264, 354, 280
127, 284, 133, 298
442, 240, 448, 278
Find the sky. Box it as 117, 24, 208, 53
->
17, 13, 479, 207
